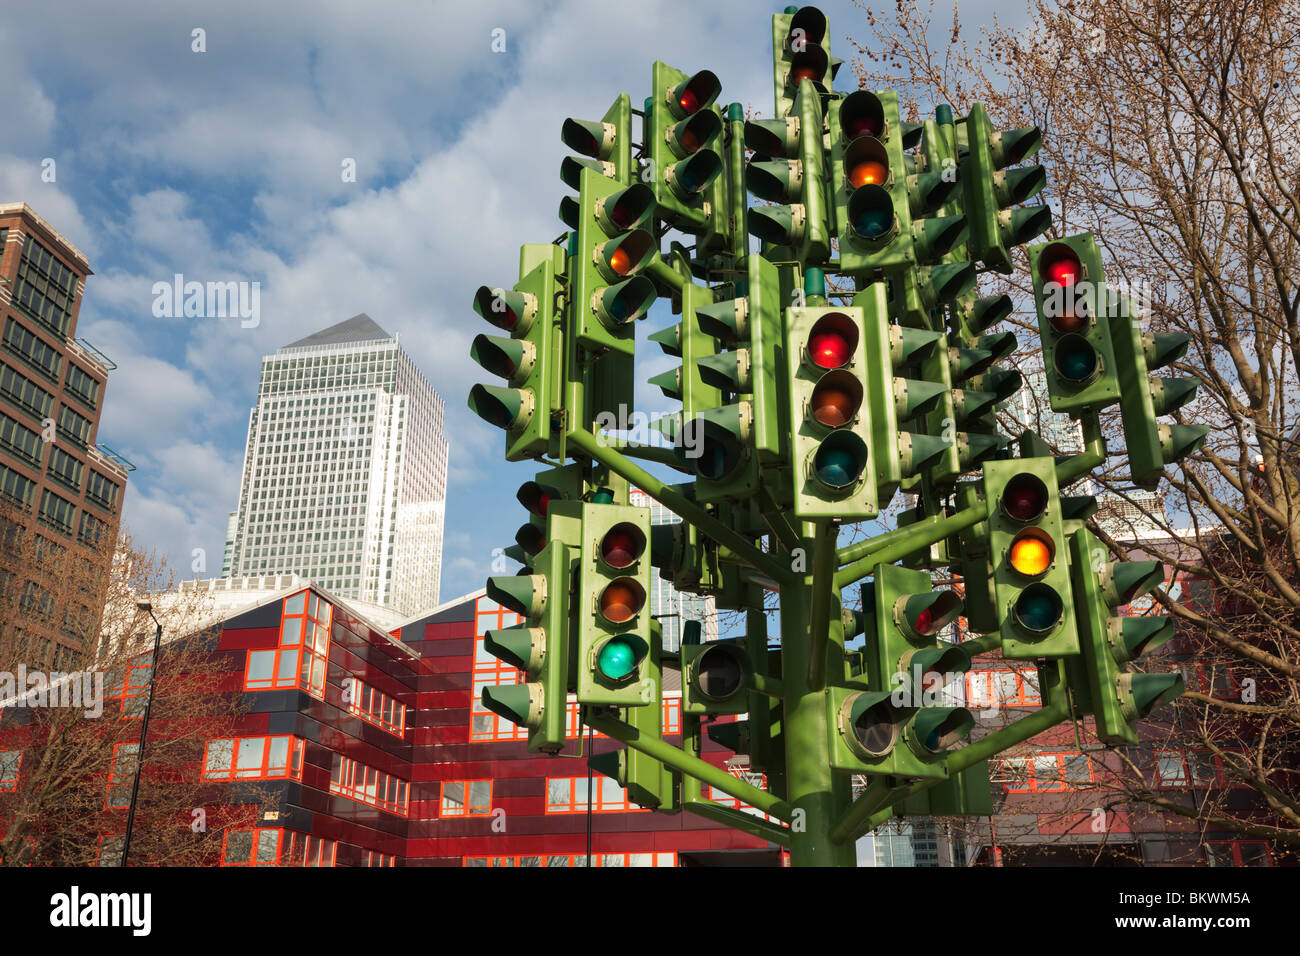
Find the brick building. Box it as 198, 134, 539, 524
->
0, 202, 129, 664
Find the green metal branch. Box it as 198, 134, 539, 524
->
1055, 413, 1106, 485
646, 256, 686, 294
683, 798, 793, 847
598, 438, 691, 471
806, 522, 839, 691
587, 712, 794, 821
960, 633, 1003, 656
834, 501, 989, 589
757, 483, 801, 552
680, 764, 791, 846
827, 779, 897, 844
566, 428, 796, 585
749, 672, 785, 699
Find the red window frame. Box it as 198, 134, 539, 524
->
995, 752, 1092, 793
221, 828, 337, 867
365, 850, 396, 867
105, 659, 152, 719
0, 750, 20, 792
104, 742, 139, 809
471, 601, 528, 742
330, 755, 409, 816
464, 852, 676, 867
94, 834, 124, 866
662, 696, 682, 735
243, 590, 330, 697
202, 735, 304, 781
966, 669, 1042, 709
344, 677, 406, 737
440, 779, 493, 817
545, 775, 650, 814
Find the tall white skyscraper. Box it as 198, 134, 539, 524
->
222, 314, 449, 615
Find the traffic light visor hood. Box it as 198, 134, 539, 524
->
668, 70, 721, 118
844, 694, 903, 758
1039, 243, 1083, 288
1013, 582, 1063, 633
806, 312, 859, 369
599, 522, 646, 570
473, 286, 536, 335
841, 91, 885, 141
1000, 472, 1049, 522
598, 578, 646, 625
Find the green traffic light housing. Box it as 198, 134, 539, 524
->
469, 334, 533, 386
472, 285, 536, 336
666, 69, 722, 120
561, 118, 616, 160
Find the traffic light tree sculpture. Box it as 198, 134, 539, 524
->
467, 4, 1197, 866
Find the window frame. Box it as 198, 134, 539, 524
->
105, 742, 140, 810
0, 750, 21, 792
202, 735, 304, 782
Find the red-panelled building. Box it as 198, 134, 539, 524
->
0, 582, 781, 866
395, 590, 777, 867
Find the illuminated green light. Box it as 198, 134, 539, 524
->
597, 638, 638, 681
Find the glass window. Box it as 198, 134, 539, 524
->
1238, 843, 1270, 867
256, 830, 279, 864
1157, 753, 1188, 787
1035, 756, 1065, 790
236, 738, 264, 777
1063, 753, 1091, 785
224, 830, 254, 865
0, 751, 21, 791
246, 650, 275, 683
267, 737, 289, 773
277, 649, 300, 682
204, 739, 234, 778
1189, 752, 1217, 786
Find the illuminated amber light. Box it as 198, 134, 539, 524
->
1009, 532, 1053, 576
849, 159, 888, 189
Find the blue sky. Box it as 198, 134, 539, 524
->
3, 0, 1021, 605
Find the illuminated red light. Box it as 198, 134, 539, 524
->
809, 330, 852, 369
915, 607, 935, 635
1043, 252, 1082, 287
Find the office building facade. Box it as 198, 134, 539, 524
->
223, 315, 448, 615
0, 202, 129, 664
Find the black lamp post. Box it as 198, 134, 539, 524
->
121, 601, 163, 866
